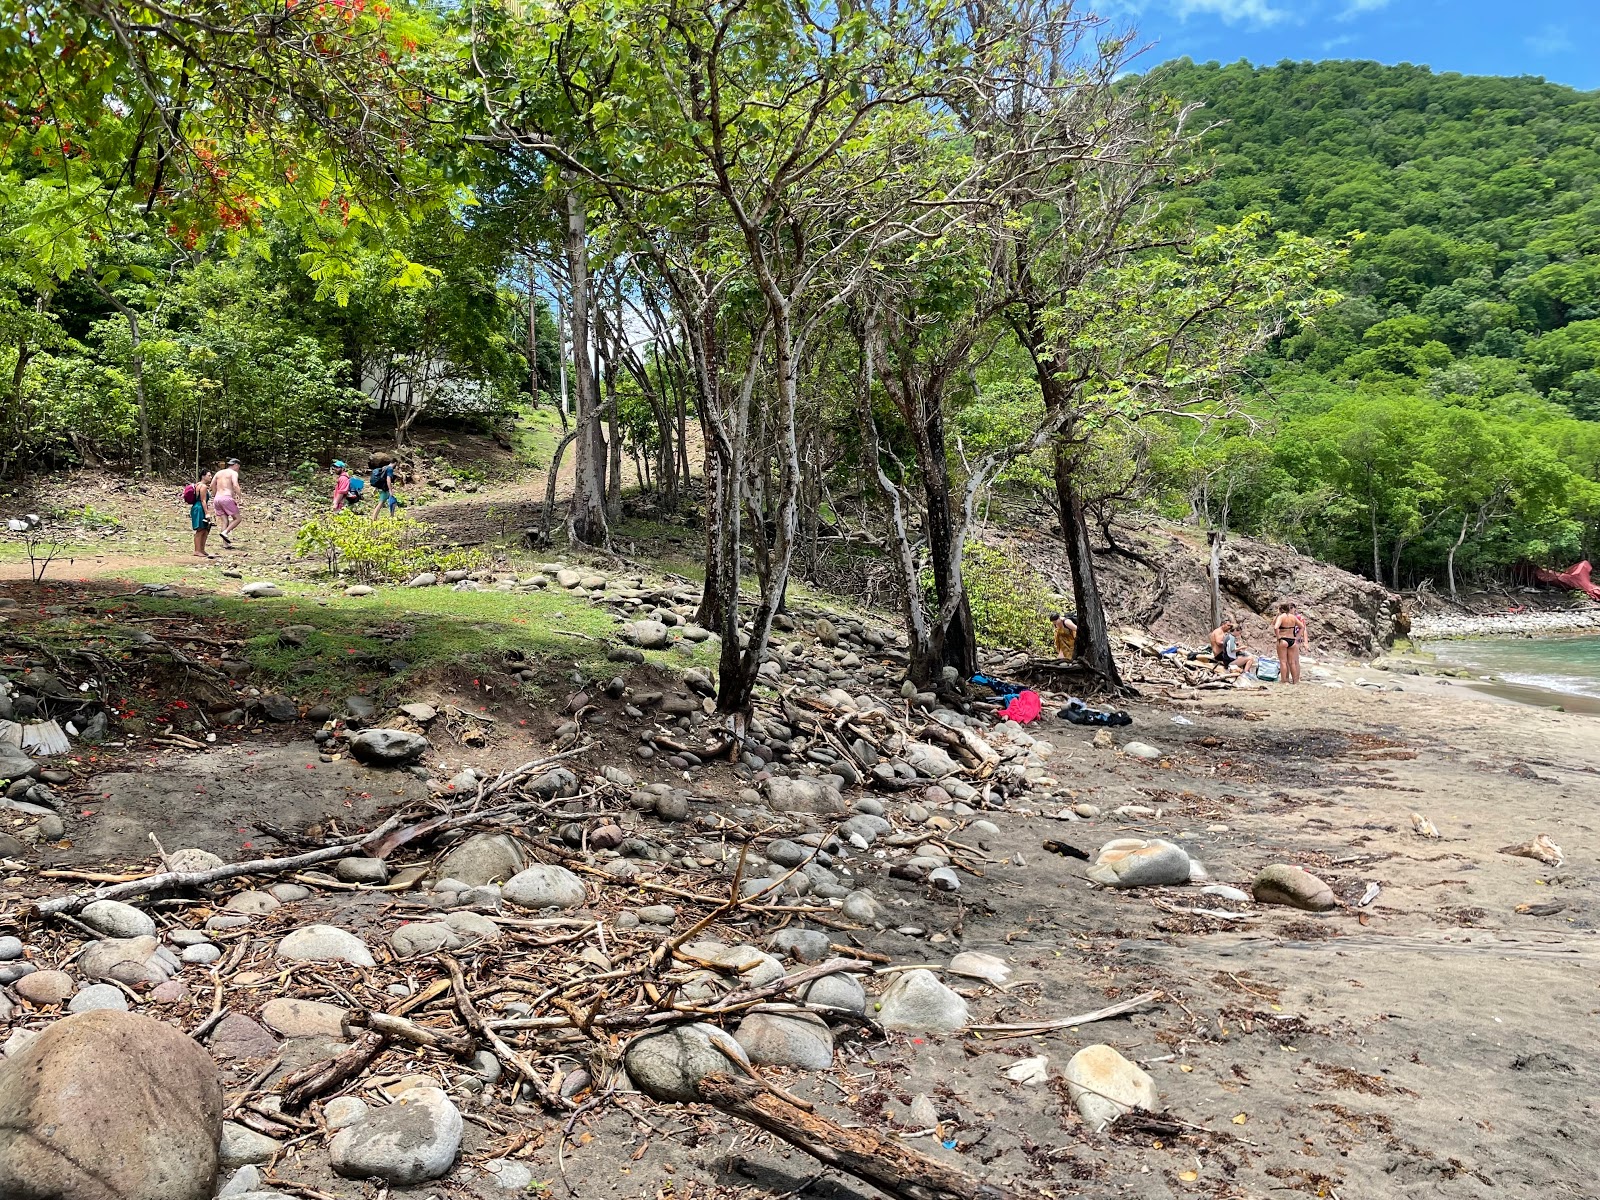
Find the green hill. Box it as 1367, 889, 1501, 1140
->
1152, 60, 1600, 590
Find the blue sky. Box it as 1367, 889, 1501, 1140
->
1106, 0, 1599, 90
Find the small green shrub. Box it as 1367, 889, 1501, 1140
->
294, 514, 481, 583
959, 542, 1060, 653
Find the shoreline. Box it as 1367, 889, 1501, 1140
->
1409, 606, 1600, 639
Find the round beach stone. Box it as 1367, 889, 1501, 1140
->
276, 925, 375, 967
14, 969, 73, 1005
874, 969, 969, 1032
260, 998, 349, 1039
0, 1010, 223, 1200
79, 899, 157, 939
67, 983, 128, 1013
1253, 864, 1337, 911
734, 1011, 835, 1070
329, 1086, 462, 1185
624, 1023, 751, 1104
1085, 838, 1193, 889
502, 864, 587, 910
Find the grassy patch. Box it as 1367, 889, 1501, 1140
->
80, 575, 721, 702
510, 404, 565, 470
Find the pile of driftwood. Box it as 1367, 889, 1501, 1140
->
13, 749, 1151, 1200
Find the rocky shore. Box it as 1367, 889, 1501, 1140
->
1410, 605, 1600, 639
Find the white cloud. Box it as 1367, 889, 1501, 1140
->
1337, 0, 1389, 19
1168, 0, 1290, 25
1322, 33, 1358, 51
1525, 24, 1573, 55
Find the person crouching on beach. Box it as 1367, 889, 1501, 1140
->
1209, 619, 1257, 677
1050, 611, 1077, 660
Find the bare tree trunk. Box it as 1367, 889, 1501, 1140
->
1053, 442, 1121, 686
604, 340, 623, 520
542, 430, 578, 543
564, 187, 608, 547
525, 254, 540, 407
95, 283, 152, 472
1207, 529, 1224, 629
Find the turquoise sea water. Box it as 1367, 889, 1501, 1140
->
1431, 634, 1600, 702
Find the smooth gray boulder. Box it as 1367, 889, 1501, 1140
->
1085, 838, 1193, 889
734, 1011, 834, 1070
349, 728, 429, 766
329, 1086, 462, 1185
874, 969, 969, 1032
276, 925, 375, 967
503, 864, 587, 910
434, 833, 525, 886
79, 899, 157, 939
0, 1010, 223, 1200
624, 1024, 751, 1103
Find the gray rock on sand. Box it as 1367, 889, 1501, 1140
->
329, 1086, 463, 1185
768, 927, 831, 964
874, 969, 969, 1032
389, 922, 462, 958
78, 899, 157, 939
1122, 741, 1164, 760
276, 925, 376, 967
67, 983, 128, 1013
1252, 864, 1337, 911
0, 1009, 223, 1200
434, 833, 525, 887
78, 936, 181, 986
502, 864, 587, 910
624, 1023, 752, 1103
798, 972, 867, 1015
219, 1121, 281, 1169
166, 848, 225, 873
259, 998, 348, 1040
349, 728, 429, 766
1063, 1043, 1156, 1131
842, 890, 881, 924
335, 856, 389, 884
1085, 838, 1193, 889
734, 1011, 834, 1069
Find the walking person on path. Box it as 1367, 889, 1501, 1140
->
187, 469, 215, 558
367, 453, 400, 520
212, 458, 243, 545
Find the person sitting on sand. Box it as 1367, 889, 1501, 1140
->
1273, 602, 1302, 684
1209, 619, 1257, 677
1050, 611, 1077, 660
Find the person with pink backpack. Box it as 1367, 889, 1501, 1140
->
184, 469, 215, 558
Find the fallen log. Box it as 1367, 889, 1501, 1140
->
280, 1031, 386, 1110
698, 1072, 1013, 1200
28, 815, 405, 917
348, 1010, 478, 1058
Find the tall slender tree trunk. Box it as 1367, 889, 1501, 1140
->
1053, 442, 1120, 685
1447, 512, 1468, 602
1207, 530, 1224, 629
604, 343, 623, 520
525, 255, 540, 406
564, 187, 608, 547
919, 394, 978, 681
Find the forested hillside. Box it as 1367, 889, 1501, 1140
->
1156, 60, 1600, 592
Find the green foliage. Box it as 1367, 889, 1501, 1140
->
1134, 60, 1600, 586
293, 514, 480, 583
956, 543, 1059, 654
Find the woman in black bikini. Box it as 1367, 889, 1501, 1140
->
1273, 602, 1302, 684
